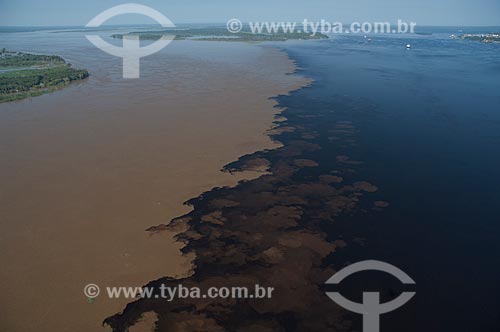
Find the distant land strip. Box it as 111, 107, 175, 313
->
451, 33, 500, 43
0, 49, 89, 103
112, 27, 329, 42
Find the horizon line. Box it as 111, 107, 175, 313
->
1, 23, 500, 28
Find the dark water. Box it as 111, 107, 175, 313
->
277, 30, 500, 331
3, 25, 498, 331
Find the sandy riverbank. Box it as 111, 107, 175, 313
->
0, 40, 310, 332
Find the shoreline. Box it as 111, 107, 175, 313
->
0, 40, 310, 332
0, 50, 89, 103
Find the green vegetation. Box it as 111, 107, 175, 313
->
459, 33, 500, 44
0, 50, 89, 103
112, 27, 328, 42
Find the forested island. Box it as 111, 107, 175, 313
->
0, 49, 89, 103
112, 26, 328, 42
455, 33, 500, 43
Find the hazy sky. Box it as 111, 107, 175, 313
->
1, 0, 499, 26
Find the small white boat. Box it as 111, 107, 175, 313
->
406, 44, 411, 49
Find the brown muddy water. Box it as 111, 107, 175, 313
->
0, 30, 309, 332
